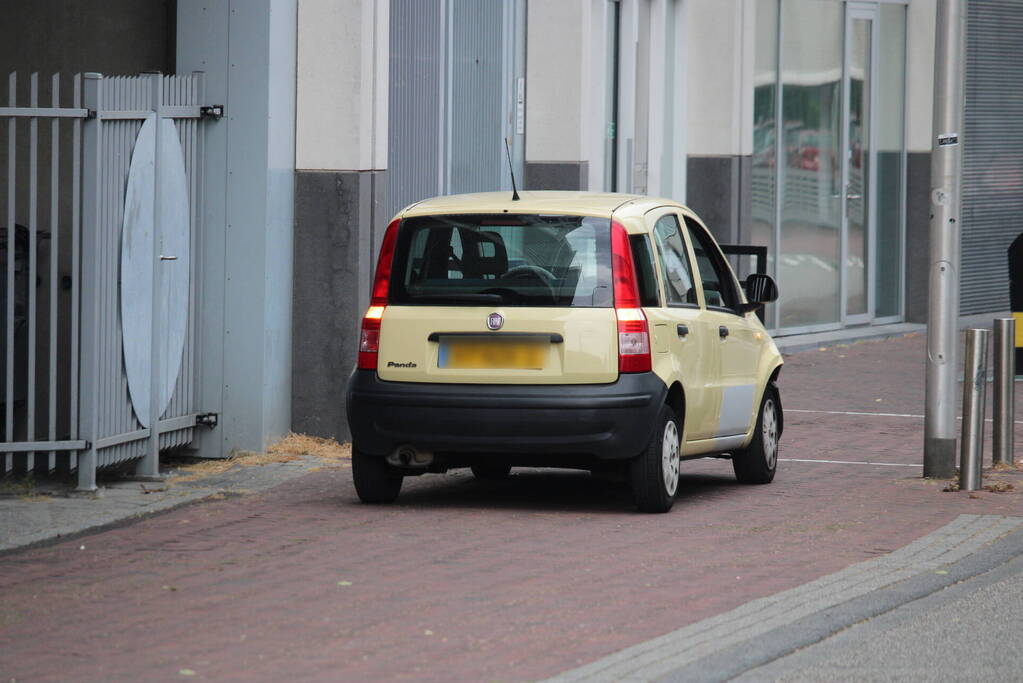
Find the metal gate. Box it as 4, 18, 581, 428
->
387, 0, 525, 217
962, 0, 1023, 314
0, 72, 210, 490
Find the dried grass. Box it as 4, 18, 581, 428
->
267, 433, 350, 463
166, 433, 350, 484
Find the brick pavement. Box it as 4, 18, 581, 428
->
1, 333, 1021, 682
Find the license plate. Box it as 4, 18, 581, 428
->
439, 337, 547, 369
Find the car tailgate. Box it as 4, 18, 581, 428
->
376, 306, 618, 384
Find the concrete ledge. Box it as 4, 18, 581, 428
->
774, 323, 924, 354
773, 311, 1013, 355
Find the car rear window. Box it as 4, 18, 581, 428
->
389, 214, 613, 307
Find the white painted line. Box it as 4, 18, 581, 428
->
789, 408, 924, 419
779, 458, 922, 468
788, 408, 1023, 425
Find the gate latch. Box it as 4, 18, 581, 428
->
196, 412, 219, 428
200, 104, 225, 120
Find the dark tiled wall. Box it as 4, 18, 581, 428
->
524, 162, 589, 191
292, 170, 387, 441
685, 156, 751, 244
905, 152, 931, 323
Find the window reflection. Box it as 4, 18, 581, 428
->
779, 0, 844, 328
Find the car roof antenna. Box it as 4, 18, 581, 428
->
504, 137, 521, 201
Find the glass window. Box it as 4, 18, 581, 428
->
875, 4, 906, 318
683, 217, 739, 311
778, 0, 843, 327
651, 215, 697, 306
390, 214, 613, 307
630, 234, 661, 308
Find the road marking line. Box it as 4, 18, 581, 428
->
789, 408, 1023, 425
779, 458, 922, 468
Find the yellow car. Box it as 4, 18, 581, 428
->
346, 191, 783, 512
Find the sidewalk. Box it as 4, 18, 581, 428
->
1, 328, 1021, 681
2, 313, 1014, 554
0, 436, 350, 553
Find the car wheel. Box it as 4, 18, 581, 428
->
352, 448, 403, 503
630, 404, 681, 513
732, 385, 780, 485
470, 463, 512, 481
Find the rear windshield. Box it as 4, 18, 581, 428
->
389, 214, 613, 307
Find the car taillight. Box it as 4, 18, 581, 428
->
616, 308, 651, 373
371, 219, 401, 306
358, 219, 401, 370
611, 221, 651, 373
358, 305, 385, 370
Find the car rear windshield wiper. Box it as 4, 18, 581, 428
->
407, 292, 505, 304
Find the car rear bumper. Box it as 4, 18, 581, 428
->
346, 370, 667, 460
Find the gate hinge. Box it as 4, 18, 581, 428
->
86, 109, 97, 119
196, 412, 219, 428
200, 104, 225, 120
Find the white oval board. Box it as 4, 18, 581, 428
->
121, 114, 191, 428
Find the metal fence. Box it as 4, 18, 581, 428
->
1, 72, 208, 490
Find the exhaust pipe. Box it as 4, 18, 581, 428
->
387, 445, 433, 468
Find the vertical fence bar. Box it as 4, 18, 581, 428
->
4, 73, 15, 474
993, 318, 1015, 466
70, 74, 81, 470
26, 73, 38, 472
139, 73, 162, 477
48, 73, 60, 472
76, 73, 102, 491
959, 328, 989, 491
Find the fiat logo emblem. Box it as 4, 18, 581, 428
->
487, 312, 504, 330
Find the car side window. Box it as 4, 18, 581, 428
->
682, 216, 739, 311
651, 214, 698, 306
629, 234, 661, 307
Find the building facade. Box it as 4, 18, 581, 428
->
3, 0, 1022, 472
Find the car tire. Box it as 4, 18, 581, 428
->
470, 463, 512, 481
352, 448, 403, 503
630, 404, 681, 513
732, 384, 780, 485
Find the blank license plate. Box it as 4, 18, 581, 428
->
439, 337, 547, 369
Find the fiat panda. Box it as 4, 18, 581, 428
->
346, 192, 782, 512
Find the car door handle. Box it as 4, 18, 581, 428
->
719, 325, 729, 339
677, 324, 689, 337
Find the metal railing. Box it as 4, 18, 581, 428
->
1, 73, 87, 474
1, 72, 208, 489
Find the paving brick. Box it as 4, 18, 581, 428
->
0, 334, 1020, 681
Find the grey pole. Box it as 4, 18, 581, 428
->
924, 0, 968, 478
959, 329, 988, 491
993, 318, 1015, 466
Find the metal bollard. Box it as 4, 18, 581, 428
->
993, 318, 1015, 466
960, 328, 989, 491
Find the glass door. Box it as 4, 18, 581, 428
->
842, 5, 878, 324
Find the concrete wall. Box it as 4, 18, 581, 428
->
904, 0, 937, 322
178, 0, 297, 456
0, 0, 175, 77
685, 0, 753, 243
292, 0, 388, 442
525, 0, 589, 190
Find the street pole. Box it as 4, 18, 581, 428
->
924, 0, 967, 479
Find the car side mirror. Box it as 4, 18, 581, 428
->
738, 273, 778, 314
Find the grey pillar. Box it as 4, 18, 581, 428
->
177, 0, 297, 456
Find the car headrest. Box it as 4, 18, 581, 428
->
460, 230, 508, 278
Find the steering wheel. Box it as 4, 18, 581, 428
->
501, 265, 557, 300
